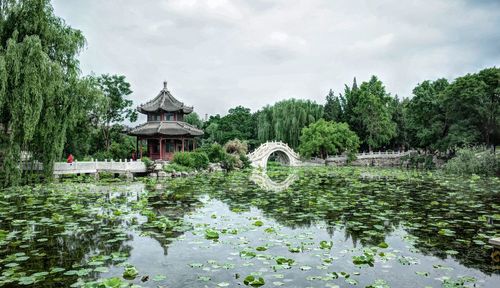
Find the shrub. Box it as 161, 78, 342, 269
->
239, 153, 251, 169
221, 154, 238, 171
190, 151, 209, 169
172, 152, 194, 167
163, 163, 193, 173
172, 151, 209, 170
224, 139, 248, 155
141, 157, 153, 169
197, 143, 226, 163
401, 154, 435, 170
443, 147, 499, 176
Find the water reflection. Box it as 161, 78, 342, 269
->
176, 170, 500, 275
0, 183, 143, 287
249, 169, 298, 192
1, 169, 499, 287
144, 171, 500, 287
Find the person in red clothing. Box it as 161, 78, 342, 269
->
67, 153, 74, 164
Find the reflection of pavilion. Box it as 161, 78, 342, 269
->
249, 170, 298, 192
141, 186, 202, 256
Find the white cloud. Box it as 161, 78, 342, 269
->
52, 0, 500, 119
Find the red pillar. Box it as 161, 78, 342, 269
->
148, 139, 152, 158
140, 139, 143, 158
159, 138, 163, 160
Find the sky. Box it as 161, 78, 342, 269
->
52, 0, 500, 120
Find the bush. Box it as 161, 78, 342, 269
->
239, 153, 251, 169
221, 154, 239, 171
443, 147, 499, 176
197, 143, 226, 163
141, 157, 153, 168
190, 151, 209, 169
172, 152, 194, 167
224, 139, 248, 155
401, 154, 435, 170
163, 163, 193, 173
172, 151, 209, 170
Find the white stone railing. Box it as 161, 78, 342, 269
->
325, 150, 415, 162
248, 141, 414, 163
53, 159, 146, 175
22, 159, 147, 175
248, 141, 300, 161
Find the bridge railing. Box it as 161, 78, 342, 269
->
325, 150, 416, 161
248, 141, 415, 164
248, 141, 300, 160
40, 159, 147, 175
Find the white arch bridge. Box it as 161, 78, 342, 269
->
247, 141, 415, 169
247, 141, 302, 169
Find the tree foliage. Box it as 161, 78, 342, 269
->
94, 74, 136, 151
333, 76, 397, 151
406, 67, 499, 152
184, 112, 203, 128
324, 89, 343, 122
443, 147, 499, 176
353, 76, 396, 150
0, 0, 90, 186
406, 79, 449, 151
299, 119, 360, 160
256, 99, 324, 149
224, 139, 248, 155
63, 74, 137, 160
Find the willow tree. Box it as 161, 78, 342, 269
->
0, 0, 90, 186
256, 99, 324, 149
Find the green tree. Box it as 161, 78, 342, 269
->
441, 68, 499, 149
299, 119, 360, 160
94, 74, 137, 151
184, 112, 203, 128
406, 67, 499, 152
204, 117, 223, 144
406, 79, 449, 151
477, 67, 500, 147
256, 99, 324, 148
340, 77, 361, 134
354, 76, 396, 150
324, 89, 343, 122
388, 96, 409, 150
0, 0, 90, 186
64, 77, 103, 158
203, 106, 255, 145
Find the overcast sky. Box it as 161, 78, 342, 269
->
53, 0, 500, 119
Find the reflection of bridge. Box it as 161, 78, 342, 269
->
247, 141, 302, 169
249, 170, 298, 192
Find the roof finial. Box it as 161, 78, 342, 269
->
163, 81, 167, 90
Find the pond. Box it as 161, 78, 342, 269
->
0, 167, 499, 287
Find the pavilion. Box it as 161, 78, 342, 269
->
128, 81, 204, 161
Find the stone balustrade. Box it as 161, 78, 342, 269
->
53, 159, 146, 175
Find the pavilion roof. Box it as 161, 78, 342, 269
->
137, 81, 194, 114
128, 121, 203, 137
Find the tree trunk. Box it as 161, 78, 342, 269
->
103, 124, 110, 151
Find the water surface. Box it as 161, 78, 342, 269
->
0, 167, 499, 287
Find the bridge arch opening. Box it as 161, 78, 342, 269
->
266, 150, 291, 167
247, 141, 301, 169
